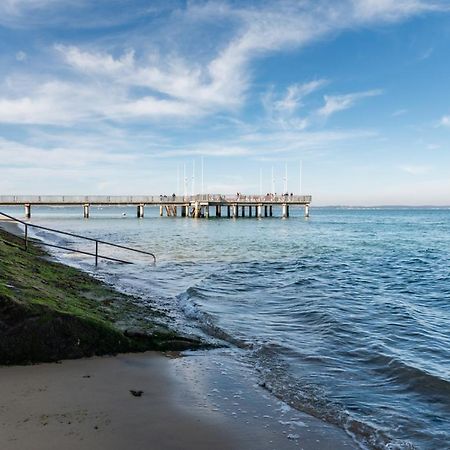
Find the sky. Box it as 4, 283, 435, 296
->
1, 0, 450, 205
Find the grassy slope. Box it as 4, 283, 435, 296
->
0, 227, 201, 365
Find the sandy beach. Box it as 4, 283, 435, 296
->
0, 350, 357, 450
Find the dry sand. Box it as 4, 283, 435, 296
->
0, 350, 358, 450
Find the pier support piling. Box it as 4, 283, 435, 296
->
194, 201, 200, 218
264, 205, 268, 217
269, 205, 273, 217
24, 203, 31, 219
137, 204, 144, 218
159, 205, 163, 217
216, 205, 221, 217
282, 204, 289, 219
83, 204, 90, 219
305, 204, 310, 218
257, 205, 262, 218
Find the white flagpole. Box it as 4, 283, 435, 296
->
192, 160, 195, 196
177, 164, 180, 195
284, 163, 288, 194
201, 157, 204, 195
183, 164, 187, 197
259, 168, 262, 196
271, 166, 275, 194
299, 160, 303, 194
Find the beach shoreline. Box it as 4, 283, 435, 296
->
0, 350, 357, 450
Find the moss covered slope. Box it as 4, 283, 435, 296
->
0, 227, 201, 365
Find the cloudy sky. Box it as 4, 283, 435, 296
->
1, 0, 450, 205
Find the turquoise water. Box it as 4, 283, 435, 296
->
4, 206, 450, 449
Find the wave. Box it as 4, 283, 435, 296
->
368, 353, 450, 399
250, 344, 418, 450
177, 284, 419, 450
177, 287, 251, 349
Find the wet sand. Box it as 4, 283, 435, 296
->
0, 350, 357, 450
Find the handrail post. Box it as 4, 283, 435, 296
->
95, 241, 98, 266
24, 224, 28, 251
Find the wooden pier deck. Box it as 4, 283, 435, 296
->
0, 194, 312, 219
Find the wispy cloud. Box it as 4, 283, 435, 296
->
350, 0, 447, 22
0, 136, 136, 169
270, 80, 327, 114
418, 47, 434, 60
317, 90, 383, 118
400, 164, 432, 175
15, 50, 27, 61
1, 0, 59, 14
392, 108, 408, 117
0, 1, 441, 125
439, 115, 450, 127
154, 128, 378, 158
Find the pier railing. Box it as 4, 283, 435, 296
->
0, 194, 312, 204
0, 211, 156, 265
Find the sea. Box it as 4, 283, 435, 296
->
3, 205, 449, 450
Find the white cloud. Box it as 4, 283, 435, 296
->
56, 44, 244, 111
153, 128, 378, 159
0, 137, 135, 170
272, 80, 327, 114
350, 0, 446, 22
15, 50, 27, 61
418, 47, 434, 60
0, 77, 199, 125
439, 115, 450, 127
16, 1, 439, 125
317, 90, 383, 117
55, 45, 134, 75
400, 164, 432, 175
392, 108, 408, 117
0, 80, 108, 125
1, 0, 58, 13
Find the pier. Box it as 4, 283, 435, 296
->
0, 194, 312, 219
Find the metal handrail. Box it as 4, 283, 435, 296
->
0, 194, 312, 205
0, 211, 156, 265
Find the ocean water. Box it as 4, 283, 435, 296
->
3, 205, 449, 449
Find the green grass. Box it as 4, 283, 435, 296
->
0, 227, 202, 365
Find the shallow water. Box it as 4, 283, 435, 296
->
4, 205, 449, 449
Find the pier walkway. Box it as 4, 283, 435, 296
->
0, 194, 312, 219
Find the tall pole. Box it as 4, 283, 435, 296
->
271, 166, 275, 194
299, 160, 303, 194
259, 168, 262, 196
177, 164, 180, 195
192, 160, 195, 196
284, 163, 288, 194
201, 157, 204, 195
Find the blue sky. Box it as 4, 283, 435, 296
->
1, 0, 450, 205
